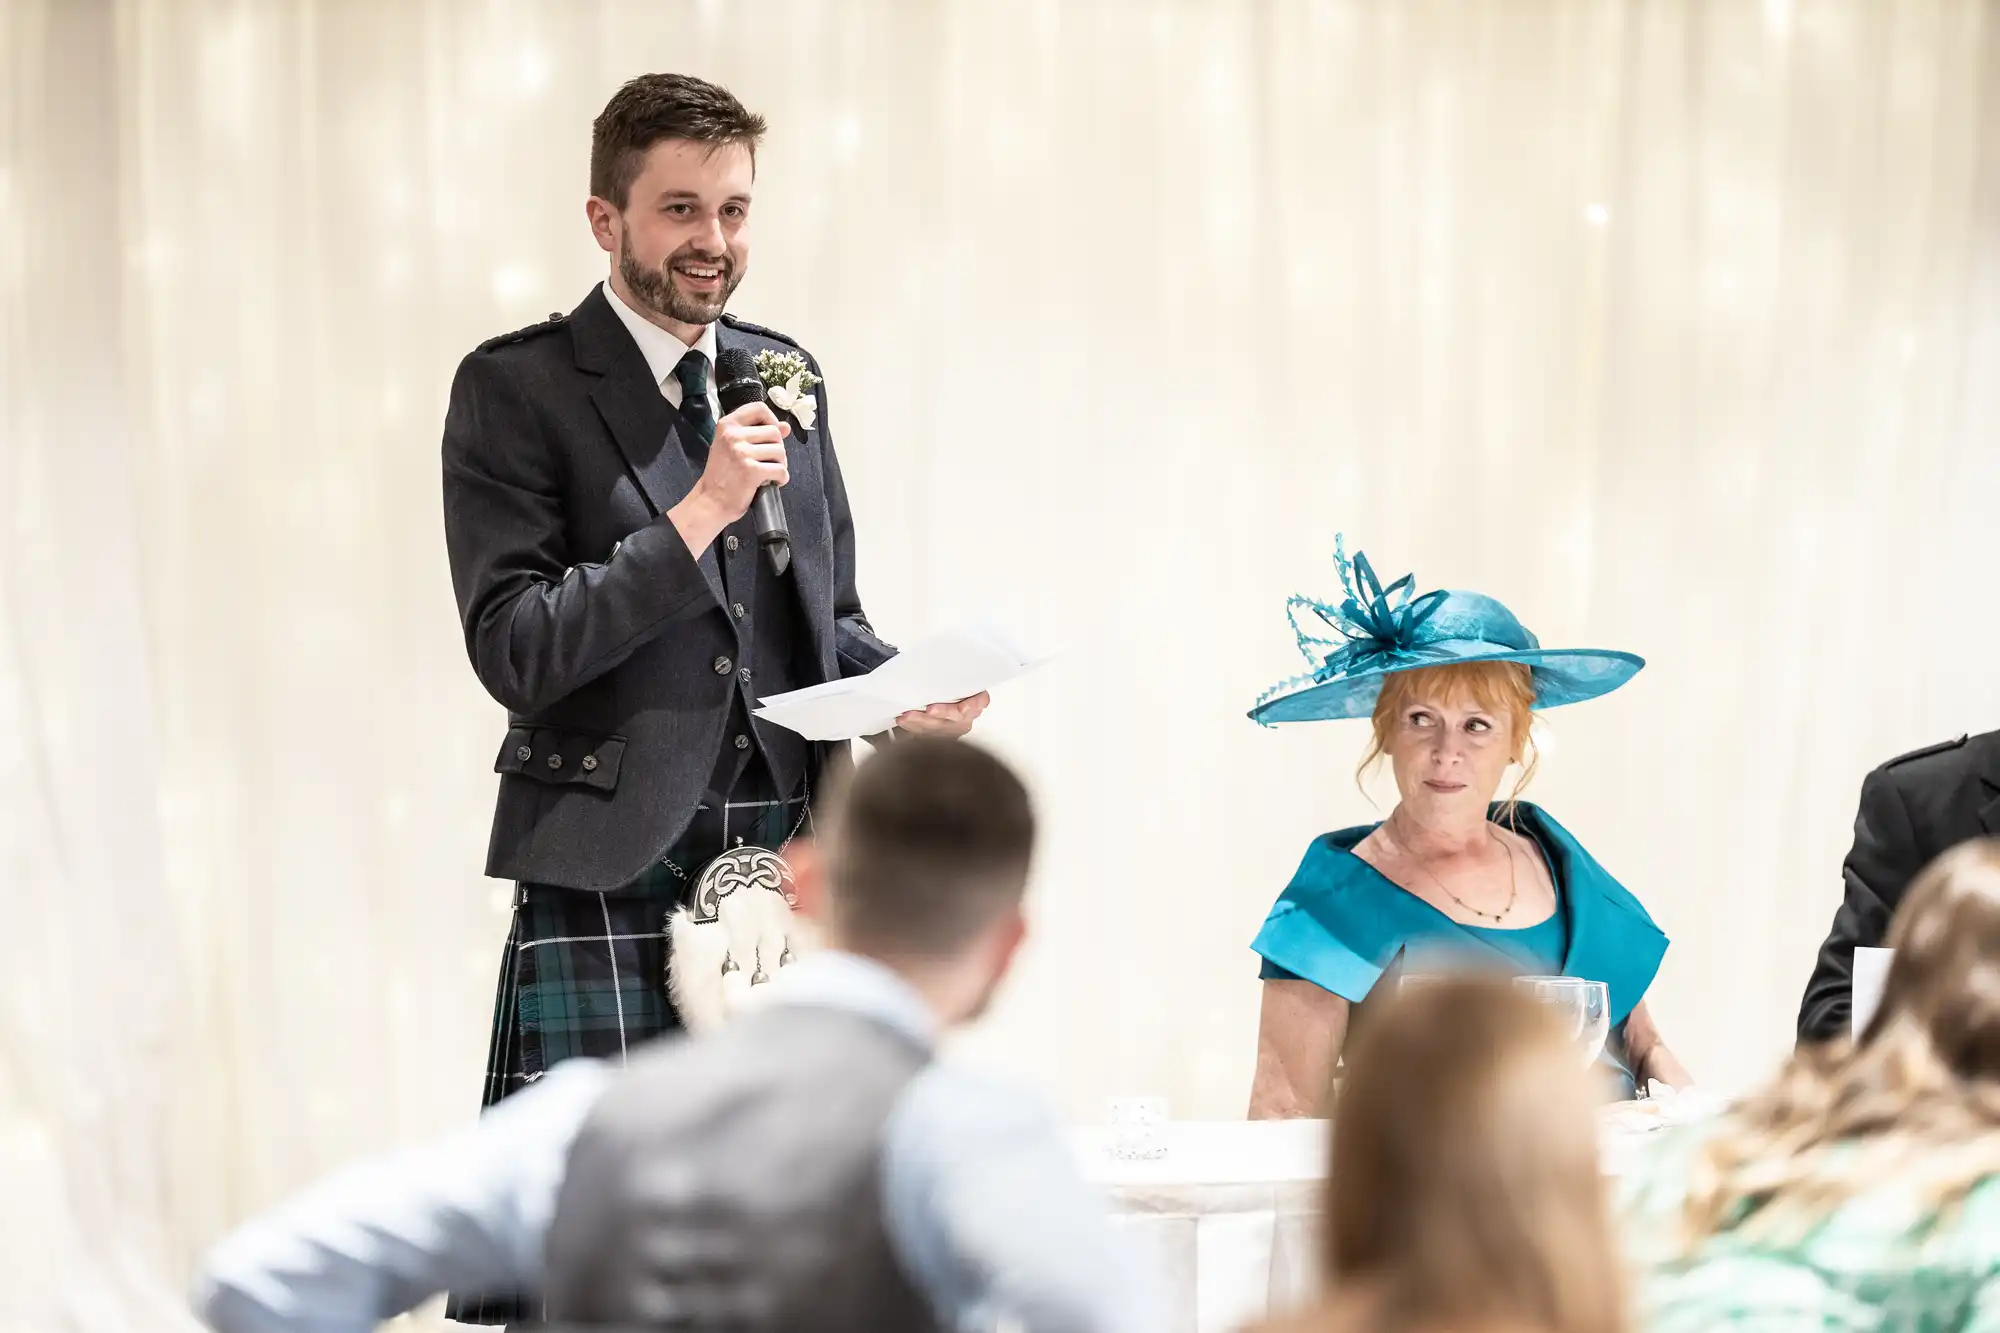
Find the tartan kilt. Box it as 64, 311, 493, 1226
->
446, 786, 808, 1326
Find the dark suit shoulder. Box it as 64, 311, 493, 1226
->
1879, 733, 1971, 776
719, 313, 806, 353
475, 310, 571, 355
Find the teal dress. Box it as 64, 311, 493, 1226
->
1253, 803, 1668, 1096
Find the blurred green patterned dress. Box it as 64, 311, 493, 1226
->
1618, 1120, 2000, 1331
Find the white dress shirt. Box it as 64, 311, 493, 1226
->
192, 953, 1159, 1333
601, 278, 719, 415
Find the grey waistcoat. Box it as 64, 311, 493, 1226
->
543, 1005, 942, 1332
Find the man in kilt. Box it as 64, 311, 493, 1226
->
440, 73, 985, 1322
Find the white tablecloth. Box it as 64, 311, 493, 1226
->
1072, 1121, 1326, 1333
1072, 1117, 1663, 1333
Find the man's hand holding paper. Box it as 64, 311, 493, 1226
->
753, 622, 1055, 742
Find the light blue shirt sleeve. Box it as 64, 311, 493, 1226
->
191, 1059, 612, 1333
880, 1064, 1163, 1333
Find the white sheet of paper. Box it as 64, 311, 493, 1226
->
753, 621, 1058, 741
1852, 946, 1893, 1039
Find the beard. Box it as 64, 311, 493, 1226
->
620, 237, 743, 326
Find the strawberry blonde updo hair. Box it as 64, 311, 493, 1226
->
1357, 661, 1542, 809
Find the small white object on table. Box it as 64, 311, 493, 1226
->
1072, 1106, 1701, 1333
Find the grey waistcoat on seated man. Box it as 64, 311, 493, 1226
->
543, 1004, 942, 1332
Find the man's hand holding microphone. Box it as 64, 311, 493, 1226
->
664, 345, 985, 739
668, 404, 789, 559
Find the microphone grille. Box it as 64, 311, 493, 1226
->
714, 347, 759, 386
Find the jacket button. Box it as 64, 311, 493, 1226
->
738, 666, 752, 684
725, 535, 740, 553
734, 734, 751, 751
546, 754, 563, 771
515, 745, 532, 762
713, 656, 733, 675
581, 754, 599, 773
732, 602, 746, 619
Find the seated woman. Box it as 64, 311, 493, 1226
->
1249, 975, 1630, 1333
1622, 838, 2000, 1331
1246, 538, 1689, 1117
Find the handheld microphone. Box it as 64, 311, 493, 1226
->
714, 347, 791, 576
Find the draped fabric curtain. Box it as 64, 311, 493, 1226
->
1, 5, 195, 1327
4, 0, 1998, 1324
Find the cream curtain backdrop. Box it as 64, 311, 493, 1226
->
4, 0, 1999, 1322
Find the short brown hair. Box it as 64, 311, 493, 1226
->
820, 739, 1035, 957
1328, 977, 1627, 1333
590, 74, 768, 209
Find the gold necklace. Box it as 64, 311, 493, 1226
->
1386, 822, 1519, 925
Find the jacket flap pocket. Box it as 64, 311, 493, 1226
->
493, 725, 626, 792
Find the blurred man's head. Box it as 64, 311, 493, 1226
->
791, 739, 1035, 1026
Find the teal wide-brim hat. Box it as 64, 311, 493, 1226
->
1249, 536, 1644, 726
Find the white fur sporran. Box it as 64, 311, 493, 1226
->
666, 843, 819, 1032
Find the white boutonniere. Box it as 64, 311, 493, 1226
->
753, 350, 822, 432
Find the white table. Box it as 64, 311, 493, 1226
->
1072, 1115, 1664, 1333
1072, 1120, 1326, 1333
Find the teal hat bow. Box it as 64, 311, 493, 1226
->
1249, 536, 1644, 726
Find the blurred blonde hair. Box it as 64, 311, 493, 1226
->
1273, 976, 1628, 1333
1681, 838, 2000, 1247
1359, 662, 1542, 816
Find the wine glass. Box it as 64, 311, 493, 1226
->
1513, 976, 1611, 1068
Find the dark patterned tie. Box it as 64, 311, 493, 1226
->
672, 348, 714, 448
